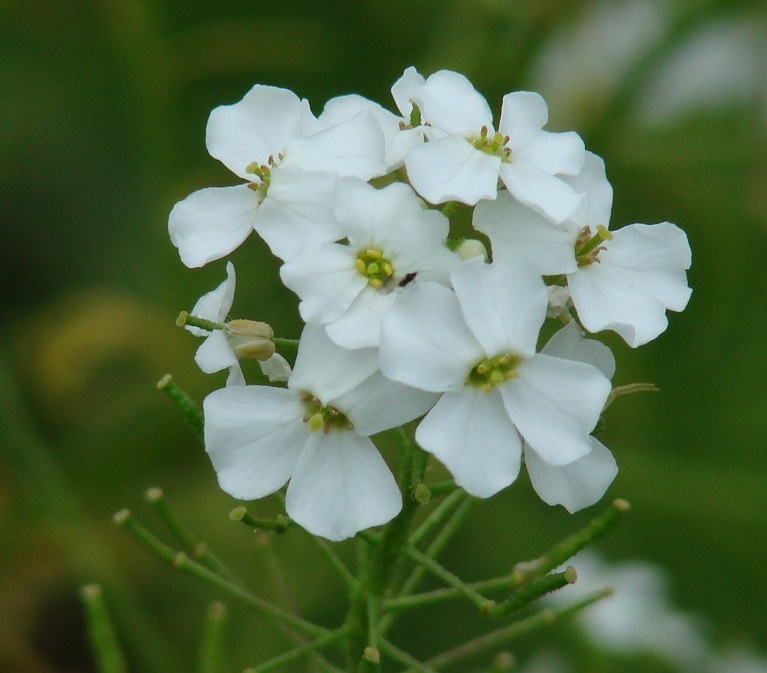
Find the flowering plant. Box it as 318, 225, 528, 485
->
99, 67, 691, 672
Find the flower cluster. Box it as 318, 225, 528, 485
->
170, 67, 692, 541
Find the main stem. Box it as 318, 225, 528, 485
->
342, 427, 427, 671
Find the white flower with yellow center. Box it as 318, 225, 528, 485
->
280, 179, 460, 349
203, 325, 438, 541
474, 152, 692, 346
379, 257, 611, 498
397, 68, 586, 222
169, 84, 387, 267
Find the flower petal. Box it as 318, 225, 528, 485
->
284, 111, 386, 181
418, 70, 493, 134
474, 192, 578, 275
498, 91, 549, 149
416, 388, 522, 498
286, 431, 401, 541
380, 282, 484, 393
280, 243, 366, 324
542, 322, 616, 380
499, 161, 583, 224
451, 256, 548, 357
188, 261, 236, 336
255, 167, 341, 261
288, 324, 379, 401
168, 185, 257, 268
203, 386, 306, 499
391, 66, 426, 119
333, 371, 439, 437
259, 353, 292, 382
563, 151, 613, 227
195, 329, 238, 374
405, 136, 500, 205
501, 354, 610, 465
206, 85, 311, 180
325, 287, 397, 349
517, 130, 585, 176
525, 436, 617, 513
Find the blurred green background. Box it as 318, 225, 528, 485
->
1, 0, 766, 671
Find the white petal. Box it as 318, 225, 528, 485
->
406, 136, 500, 205
203, 386, 306, 499
568, 222, 692, 347
168, 185, 257, 268
474, 193, 578, 275
284, 112, 386, 181
542, 322, 616, 380
563, 151, 613, 226
416, 388, 522, 498
418, 70, 493, 134
206, 85, 310, 180
498, 91, 549, 149
525, 436, 617, 513
195, 329, 238, 374
517, 130, 585, 177
225, 365, 246, 387
188, 262, 236, 336
379, 282, 484, 393
259, 353, 292, 382
451, 256, 548, 357
286, 431, 401, 541
288, 324, 379, 401
320, 95, 413, 170
501, 354, 610, 465
324, 288, 397, 350
333, 371, 439, 437
254, 167, 341, 261
280, 243, 366, 324
499, 162, 583, 224
391, 66, 426, 119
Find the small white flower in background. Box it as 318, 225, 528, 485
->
169, 84, 387, 267
397, 67, 586, 222
280, 179, 460, 349
380, 257, 611, 499
475, 152, 692, 346
203, 325, 438, 541
186, 262, 291, 385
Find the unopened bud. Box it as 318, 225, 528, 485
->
232, 337, 276, 361
227, 319, 273, 339
453, 238, 488, 261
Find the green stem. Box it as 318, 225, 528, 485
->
243, 629, 349, 673
422, 589, 612, 671
114, 510, 328, 639
145, 488, 239, 584
512, 499, 630, 584
377, 639, 438, 673
483, 567, 577, 618
229, 506, 292, 533
80, 584, 129, 673
177, 311, 226, 332
198, 602, 227, 673
156, 374, 203, 438
301, 532, 358, 593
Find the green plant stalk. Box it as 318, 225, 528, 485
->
243, 629, 349, 673
422, 589, 612, 671
484, 567, 576, 618
512, 499, 630, 584
156, 374, 203, 438
80, 584, 129, 673
198, 601, 227, 673
229, 505, 292, 533
114, 510, 328, 639
377, 639, 439, 673
146, 488, 240, 584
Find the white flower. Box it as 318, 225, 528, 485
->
169, 84, 387, 267
379, 257, 611, 498
203, 325, 438, 541
524, 323, 618, 513
280, 179, 460, 349
187, 262, 291, 385
397, 68, 586, 222
474, 152, 692, 346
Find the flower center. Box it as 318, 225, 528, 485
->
356, 248, 394, 288
301, 393, 353, 433
574, 225, 613, 267
467, 353, 522, 392
471, 125, 512, 162
245, 153, 283, 200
